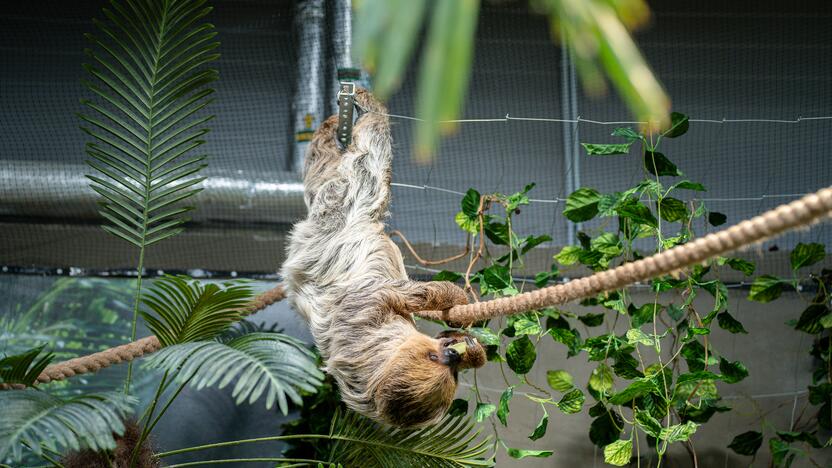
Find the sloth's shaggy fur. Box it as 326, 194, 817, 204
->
282, 89, 485, 427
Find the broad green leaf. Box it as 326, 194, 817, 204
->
707, 211, 727, 226
612, 127, 641, 141
656, 197, 688, 222
609, 379, 658, 405
769, 438, 795, 467
612, 354, 644, 379
671, 180, 706, 192
617, 198, 658, 228
581, 142, 632, 156
474, 402, 496, 422
460, 188, 481, 218
589, 363, 614, 393
479, 264, 517, 296
505, 183, 535, 212
555, 245, 583, 266
506, 335, 536, 374
591, 232, 623, 256
455, 211, 479, 234
557, 388, 585, 414
506, 448, 553, 459
635, 410, 662, 438
729, 430, 764, 455
603, 439, 633, 466
547, 370, 574, 392
659, 421, 698, 442
663, 112, 689, 138
748, 275, 785, 303
626, 328, 655, 347
578, 313, 605, 327
629, 303, 657, 328
791, 242, 825, 270
0, 390, 135, 463
718, 257, 755, 276
469, 327, 500, 346
563, 188, 601, 222
795, 304, 830, 334
497, 386, 514, 426
719, 358, 749, 384
589, 405, 623, 447
529, 409, 549, 441
513, 318, 542, 336
432, 270, 462, 282
644, 150, 680, 177
717, 311, 748, 334
447, 398, 469, 417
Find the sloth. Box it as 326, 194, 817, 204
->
282, 88, 486, 427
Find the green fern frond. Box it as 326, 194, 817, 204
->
0, 346, 54, 387
0, 390, 135, 463
143, 332, 324, 414
327, 408, 494, 467
80, 0, 219, 248
140, 275, 253, 346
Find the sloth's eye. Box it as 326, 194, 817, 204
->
428, 352, 439, 361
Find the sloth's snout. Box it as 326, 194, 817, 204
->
439, 337, 462, 366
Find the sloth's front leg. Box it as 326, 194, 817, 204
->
377, 280, 468, 318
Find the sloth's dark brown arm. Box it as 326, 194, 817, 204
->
376, 280, 468, 318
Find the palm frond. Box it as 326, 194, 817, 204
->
142, 332, 324, 414
0, 390, 135, 463
81, 0, 219, 248
327, 408, 494, 468
140, 275, 253, 346
0, 346, 53, 387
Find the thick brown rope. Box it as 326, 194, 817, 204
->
0, 285, 286, 389
416, 186, 832, 324
6, 186, 832, 390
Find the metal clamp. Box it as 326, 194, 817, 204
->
336, 82, 356, 149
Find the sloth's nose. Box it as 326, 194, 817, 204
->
443, 346, 461, 365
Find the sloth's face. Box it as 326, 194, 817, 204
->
374, 331, 486, 427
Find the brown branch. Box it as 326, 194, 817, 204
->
388, 230, 471, 266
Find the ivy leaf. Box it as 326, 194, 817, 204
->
659, 421, 698, 442
581, 142, 632, 156
506, 448, 554, 459
707, 211, 727, 226
671, 180, 706, 192
589, 405, 623, 447
432, 270, 462, 282
776, 430, 822, 448
748, 275, 786, 303
529, 409, 549, 441
663, 112, 689, 138
454, 211, 479, 234
468, 327, 499, 346
513, 318, 542, 336
563, 188, 601, 222
612, 127, 641, 141
557, 389, 585, 414
547, 370, 574, 392
554, 245, 582, 266
578, 313, 605, 327
644, 150, 681, 177
791, 242, 825, 271
626, 328, 655, 347
603, 439, 633, 466
506, 335, 536, 374
795, 305, 830, 334
617, 198, 658, 228
589, 363, 614, 393
497, 386, 514, 426
505, 183, 535, 212
484, 221, 510, 246
769, 438, 796, 467
609, 379, 658, 405
460, 188, 481, 218
629, 303, 657, 328
718, 257, 755, 276
657, 197, 688, 222
612, 354, 644, 379
635, 410, 662, 438
591, 233, 623, 256
474, 402, 495, 422
719, 358, 749, 384
717, 312, 748, 334
728, 431, 763, 456
479, 264, 516, 296
447, 398, 468, 417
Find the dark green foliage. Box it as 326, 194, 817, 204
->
0, 346, 53, 387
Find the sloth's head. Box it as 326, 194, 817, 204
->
374, 330, 486, 427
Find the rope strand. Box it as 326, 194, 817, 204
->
4, 184, 832, 389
